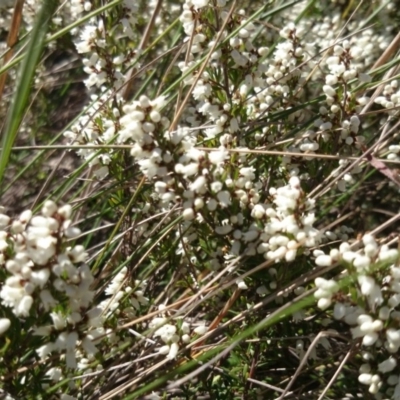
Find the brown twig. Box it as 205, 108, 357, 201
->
0, 0, 25, 105
277, 331, 343, 400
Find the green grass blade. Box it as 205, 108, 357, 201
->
0, 0, 59, 185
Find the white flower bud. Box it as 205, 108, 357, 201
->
236, 278, 248, 290
252, 204, 265, 219
285, 249, 297, 262
386, 328, 400, 345
314, 288, 330, 299
42, 200, 58, 217
371, 319, 383, 332
333, 303, 346, 319
379, 306, 390, 320
317, 297, 331, 310
194, 325, 208, 335
0, 318, 11, 335
323, 85, 336, 97
315, 255, 332, 267
57, 205, 72, 219
354, 255, 371, 270
360, 321, 374, 333
207, 199, 218, 211
358, 373, 373, 385
362, 332, 378, 346
159, 345, 170, 355
19, 209, 32, 224
368, 382, 379, 394
167, 342, 179, 359
358, 275, 375, 295
0, 214, 10, 228
378, 358, 397, 373
182, 334, 191, 343
182, 208, 195, 221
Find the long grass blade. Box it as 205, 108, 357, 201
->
0, 0, 59, 186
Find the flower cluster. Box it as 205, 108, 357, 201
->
375, 80, 400, 111
64, 91, 120, 179
0, 202, 87, 317
100, 266, 149, 321
62, 1, 400, 398
149, 309, 208, 361
119, 94, 170, 177
387, 144, 400, 162
71, 0, 139, 90
3, 0, 400, 398
0, 202, 155, 399
314, 235, 400, 397
0, 202, 102, 371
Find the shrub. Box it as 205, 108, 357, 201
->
1, 0, 400, 398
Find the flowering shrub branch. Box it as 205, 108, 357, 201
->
1, 0, 400, 399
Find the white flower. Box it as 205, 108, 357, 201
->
45, 367, 62, 381
51, 312, 67, 331
19, 209, 32, 224
242, 229, 259, 242
33, 325, 52, 336
194, 325, 208, 335
154, 324, 177, 343
149, 317, 168, 329
0, 214, 10, 228
359, 373, 373, 385
317, 297, 332, 310
30, 268, 50, 288
358, 275, 375, 295
378, 358, 397, 373
215, 225, 233, 235
66, 349, 78, 369
41, 201, 58, 217
0, 231, 8, 251
68, 245, 88, 263
217, 191, 231, 207
190, 176, 208, 194
209, 147, 228, 165
182, 208, 195, 220
58, 205, 72, 219
236, 278, 248, 290
159, 345, 170, 355
353, 255, 371, 270
36, 343, 55, 359
315, 254, 332, 267
0, 318, 11, 335
15, 295, 33, 317
362, 332, 379, 346
323, 85, 336, 97
167, 342, 179, 360
82, 336, 98, 356
192, 0, 209, 8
